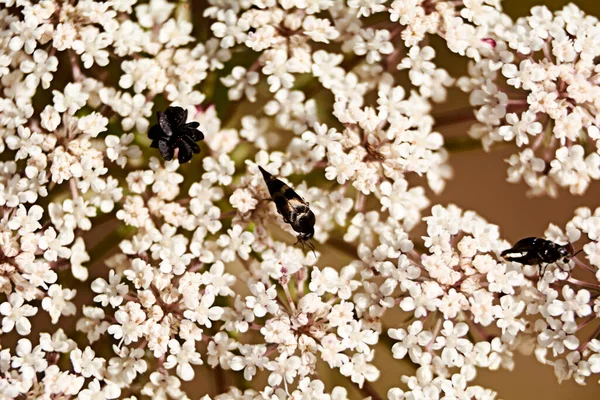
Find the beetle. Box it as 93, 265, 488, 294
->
258, 166, 316, 254
501, 237, 581, 276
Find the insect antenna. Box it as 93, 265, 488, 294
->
295, 236, 316, 258
571, 248, 584, 258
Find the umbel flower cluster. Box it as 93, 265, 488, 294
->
0, 0, 599, 399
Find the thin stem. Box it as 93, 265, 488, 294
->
282, 282, 297, 312
264, 344, 279, 357
69, 179, 79, 199
426, 316, 442, 353
577, 315, 596, 332
355, 192, 366, 212
68, 50, 84, 82
531, 130, 545, 151
296, 268, 307, 299
566, 278, 600, 291
579, 322, 600, 353
573, 256, 597, 274
219, 210, 237, 220
214, 365, 227, 396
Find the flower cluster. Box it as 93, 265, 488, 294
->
0, 0, 599, 399
455, 4, 600, 196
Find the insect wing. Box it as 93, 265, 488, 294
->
259, 166, 294, 220
501, 237, 538, 257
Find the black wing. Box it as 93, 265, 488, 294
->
501, 237, 539, 257
259, 166, 307, 222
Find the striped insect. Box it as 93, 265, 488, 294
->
258, 166, 316, 253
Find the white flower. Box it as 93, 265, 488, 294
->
117, 93, 153, 132
183, 290, 224, 328
245, 282, 279, 318
537, 319, 579, 357
211, 9, 249, 49
41, 284, 77, 324
203, 154, 235, 186
53, 83, 89, 115
325, 152, 359, 184
72, 26, 111, 68
78, 378, 120, 400
389, 321, 433, 363
39, 328, 76, 354
494, 295, 526, 338
105, 133, 142, 167
339, 352, 380, 388
108, 302, 147, 345
498, 111, 542, 146
379, 179, 429, 229
229, 344, 268, 381
339, 320, 378, 354
0, 293, 38, 335
8, 204, 44, 235
124, 258, 154, 290
21, 257, 58, 290
53, 22, 77, 51
348, 0, 386, 17
550, 146, 600, 195
20, 49, 58, 90
136, 0, 175, 28
164, 339, 203, 381
266, 353, 302, 387
230, 188, 258, 214
70, 347, 105, 379
399, 282, 443, 318
221, 66, 259, 102
11, 339, 48, 381
38, 227, 74, 262
116, 196, 150, 228
40, 105, 61, 131
217, 225, 254, 262
546, 285, 592, 323
107, 346, 148, 385
262, 50, 295, 93
353, 29, 394, 64
328, 301, 355, 328
159, 19, 193, 48
302, 16, 339, 43
91, 270, 129, 308
77, 112, 108, 137
432, 321, 473, 367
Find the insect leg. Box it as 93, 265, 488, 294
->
306, 240, 316, 258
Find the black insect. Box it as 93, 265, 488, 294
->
148, 106, 204, 164
501, 237, 581, 276
258, 166, 316, 253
